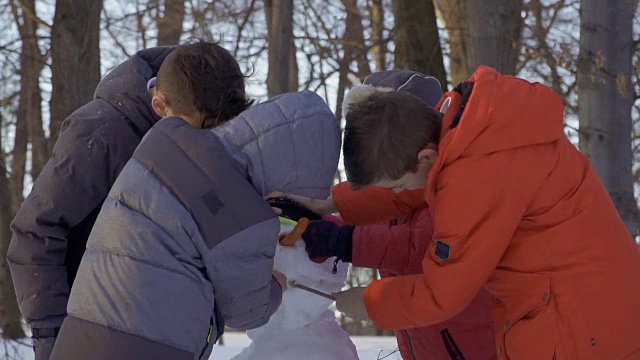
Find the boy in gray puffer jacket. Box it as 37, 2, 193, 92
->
49, 51, 341, 358
8, 41, 257, 360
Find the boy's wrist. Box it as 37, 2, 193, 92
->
322, 196, 338, 215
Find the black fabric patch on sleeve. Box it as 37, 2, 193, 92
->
435, 240, 451, 261
201, 190, 224, 216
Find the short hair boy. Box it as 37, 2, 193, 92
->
49, 89, 341, 360
8, 41, 251, 359
148, 40, 253, 128
338, 66, 640, 359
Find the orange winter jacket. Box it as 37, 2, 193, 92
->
335, 66, 640, 360
349, 203, 496, 360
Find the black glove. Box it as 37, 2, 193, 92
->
302, 220, 354, 263
267, 197, 321, 221
32, 330, 58, 360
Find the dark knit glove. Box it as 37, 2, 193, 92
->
302, 220, 354, 263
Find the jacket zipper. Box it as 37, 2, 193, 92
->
197, 318, 215, 359
440, 328, 466, 360
403, 330, 417, 360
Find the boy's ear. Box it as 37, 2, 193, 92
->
151, 94, 167, 117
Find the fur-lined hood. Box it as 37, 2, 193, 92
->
342, 70, 443, 119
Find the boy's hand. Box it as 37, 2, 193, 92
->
266, 192, 337, 216
334, 287, 370, 321
273, 271, 288, 292
302, 220, 354, 263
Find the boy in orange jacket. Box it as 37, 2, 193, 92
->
298, 70, 496, 360
293, 66, 640, 360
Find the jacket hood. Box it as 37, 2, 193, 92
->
212, 90, 341, 200
94, 46, 176, 134
343, 70, 443, 119
364, 69, 443, 107
437, 66, 565, 165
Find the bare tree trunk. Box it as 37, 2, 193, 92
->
369, 0, 385, 72
343, 0, 371, 79
289, 36, 298, 92
435, 0, 469, 85
0, 116, 24, 340
29, 92, 48, 181
578, 0, 638, 236
9, 118, 27, 214
437, 0, 522, 84
265, 0, 293, 97
465, 0, 523, 75
335, 51, 351, 125
335, 0, 371, 122
49, 0, 102, 145
0, 160, 24, 341
14, 0, 48, 179
156, 0, 185, 45
392, 0, 447, 91
1, 0, 48, 339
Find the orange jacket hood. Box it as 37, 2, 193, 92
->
436, 66, 565, 166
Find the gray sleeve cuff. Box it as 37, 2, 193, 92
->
31, 314, 67, 330
7, 262, 69, 326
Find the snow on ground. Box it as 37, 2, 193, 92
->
215, 332, 401, 360
2, 332, 401, 360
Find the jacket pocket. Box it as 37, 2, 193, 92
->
502, 277, 558, 360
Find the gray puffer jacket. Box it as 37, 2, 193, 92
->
50, 90, 341, 360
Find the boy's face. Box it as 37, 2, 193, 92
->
372, 148, 436, 193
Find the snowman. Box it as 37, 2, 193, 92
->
231, 199, 359, 360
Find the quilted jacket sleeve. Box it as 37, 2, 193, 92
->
352, 206, 433, 275
7, 103, 129, 329
203, 218, 282, 330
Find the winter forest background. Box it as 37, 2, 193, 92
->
0, 0, 639, 349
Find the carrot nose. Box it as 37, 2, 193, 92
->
279, 217, 310, 246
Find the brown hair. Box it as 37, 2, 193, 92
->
343, 90, 442, 188
156, 40, 253, 128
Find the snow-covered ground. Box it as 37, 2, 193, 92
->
214, 332, 401, 359
2, 332, 401, 360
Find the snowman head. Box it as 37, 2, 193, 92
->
273, 217, 348, 329
263, 198, 349, 329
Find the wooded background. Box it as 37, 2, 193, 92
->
0, 0, 639, 339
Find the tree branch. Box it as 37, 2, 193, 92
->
234, 0, 258, 58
